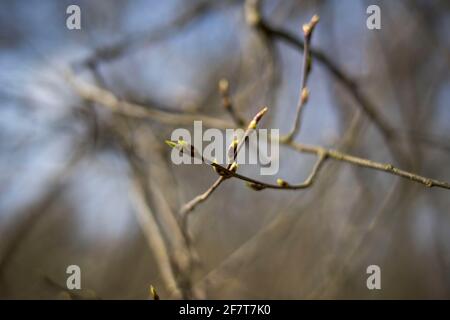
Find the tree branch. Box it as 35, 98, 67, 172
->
244, 0, 416, 169
219, 78, 246, 127
282, 15, 319, 142
286, 141, 450, 189
180, 176, 226, 215
178, 106, 269, 216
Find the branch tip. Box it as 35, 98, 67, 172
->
303, 15, 320, 37
165, 140, 178, 148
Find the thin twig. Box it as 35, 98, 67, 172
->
257, 17, 393, 139
245, 0, 414, 168
286, 141, 450, 189
217, 152, 326, 190
178, 106, 269, 216
180, 176, 226, 216
219, 78, 246, 127
173, 136, 450, 191
283, 15, 319, 142
189, 107, 366, 296
231, 107, 268, 162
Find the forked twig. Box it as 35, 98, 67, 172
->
245, 0, 416, 168
168, 134, 450, 192
171, 13, 450, 217
286, 141, 450, 189
178, 106, 269, 216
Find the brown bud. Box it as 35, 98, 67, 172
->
246, 182, 266, 191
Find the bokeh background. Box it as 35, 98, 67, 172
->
1, 0, 450, 299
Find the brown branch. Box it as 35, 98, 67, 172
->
174, 136, 450, 191
217, 152, 326, 190
168, 9, 450, 218
189, 110, 365, 296
282, 15, 319, 142
286, 141, 450, 189
244, 0, 417, 169
178, 106, 269, 216
218, 80, 274, 167
231, 106, 268, 162
256, 17, 393, 137
180, 176, 226, 215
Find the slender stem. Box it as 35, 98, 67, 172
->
179, 106, 269, 216
257, 18, 394, 141
180, 177, 225, 215
187, 137, 450, 191
283, 15, 319, 142
219, 78, 246, 127
212, 153, 326, 190
230, 106, 268, 163
286, 141, 450, 189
